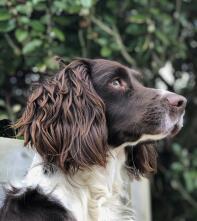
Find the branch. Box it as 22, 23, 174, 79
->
157, 74, 174, 91
172, 180, 197, 209
159, 165, 197, 209
112, 25, 136, 66
4, 34, 21, 55
91, 16, 136, 65
91, 16, 113, 35
152, 53, 174, 91
78, 29, 87, 57
5, 95, 15, 122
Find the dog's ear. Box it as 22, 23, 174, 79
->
14, 59, 108, 174
125, 143, 158, 178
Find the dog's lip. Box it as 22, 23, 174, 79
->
167, 112, 185, 138
168, 119, 184, 137
169, 124, 181, 137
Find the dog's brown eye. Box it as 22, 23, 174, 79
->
109, 78, 128, 91
111, 79, 121, 87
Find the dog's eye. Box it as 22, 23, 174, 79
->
109, 78, 128, 91
111, 79, 121, 87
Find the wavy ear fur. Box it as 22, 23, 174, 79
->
14, 60, 108, 174
125, 143, 158, 178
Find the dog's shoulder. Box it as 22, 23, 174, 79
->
0, 187, 76, 221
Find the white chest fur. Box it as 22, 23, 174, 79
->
23, 148, 134, 221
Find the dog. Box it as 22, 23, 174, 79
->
0, 59, 186, 221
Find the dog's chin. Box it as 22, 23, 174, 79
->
168, 123, 183, 137
136, 117, 184, 144
116, 116, 185, 149
159, 116, 184, 139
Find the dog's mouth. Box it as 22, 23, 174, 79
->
164, 113, 185, 138
169, 123, 182, 137
118, 113, 185, 148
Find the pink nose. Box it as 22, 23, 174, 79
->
165, 93, 187, 109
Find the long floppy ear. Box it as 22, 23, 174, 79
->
125, 143, 158, 178
14, 60, 108, 174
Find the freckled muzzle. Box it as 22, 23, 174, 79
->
155, 90, 187, 137
137, 88, 187, 138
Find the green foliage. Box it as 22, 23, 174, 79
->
0, 0, 196, 220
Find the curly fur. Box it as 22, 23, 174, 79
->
1, 58, 186, 221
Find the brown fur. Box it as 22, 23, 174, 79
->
14, 60, 109, 175
13, 58, 185, 177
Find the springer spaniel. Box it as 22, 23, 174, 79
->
0, 59, 186, 221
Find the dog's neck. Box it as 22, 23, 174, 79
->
22, 147, 134, 221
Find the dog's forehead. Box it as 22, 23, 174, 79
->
91, 59, 141, 78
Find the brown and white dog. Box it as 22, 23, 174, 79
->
0, 59, 186, 221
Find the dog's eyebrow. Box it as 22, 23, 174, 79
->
130, 69, 143, 80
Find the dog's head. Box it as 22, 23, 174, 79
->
15, 59, 186, 176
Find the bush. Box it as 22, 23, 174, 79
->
0, 1, 196, 220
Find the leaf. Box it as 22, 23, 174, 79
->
155, 31, 169, 45
81, 0, 92, 8
129, 14, 147, 24
32, 0, 46, 5
0, 20, 15, 32
16, 2, 33, 16
101, 47, 111, 57
183, 172, 195, 192
172, 143, 182, 157
97, 38, 108, 46
0, 9, 11, 21
51, 28, 65, 41
0, 74, 5, 87
18, 16, 30, 24
31, 20, 45, 32
126, 24, 146, 35
15, 29, 28, 42
0, 99, 5, 107
171, 162, 183, 172
22, 39, 42, 54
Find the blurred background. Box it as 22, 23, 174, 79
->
0, 0, 196, 220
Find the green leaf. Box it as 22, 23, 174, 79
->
183, 172, 196, 192
16, 2, 33, 15
171, 162, 183, 172
81, 0, 92, 8
0, 9, 11, 21
0, 74, 5, 87
15, 29, 28, 42
155, 31, 169, 45
101, 47, 111, 57
0, 20, 15, 32
97, 38, 108, 46
32, 0, 46, 5
31, 20, 45, 32
51, 28, 65, 41
126, 24, 146, 35
0, 99, 5, 107
18, 16, 30, 24
22, 39, 42, 54
129, 14, 147, 24
172, 143, 182, 155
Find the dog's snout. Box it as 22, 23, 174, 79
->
165, 93, 187, 110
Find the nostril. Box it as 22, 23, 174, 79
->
165, 93, 187, 109
177, 100, 184, 107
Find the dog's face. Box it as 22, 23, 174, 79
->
15, 59, 186, 176
90, 59, 186, 147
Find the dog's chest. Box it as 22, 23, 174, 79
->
25, 151, 134, 221
55, 162, 132, 220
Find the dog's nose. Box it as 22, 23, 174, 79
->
165, 93, 187, 110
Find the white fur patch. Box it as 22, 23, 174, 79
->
23, 151, 134, 221
116, 133, 167, 149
